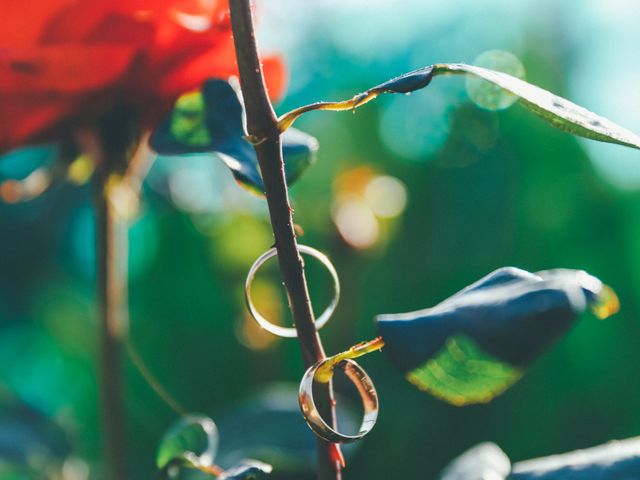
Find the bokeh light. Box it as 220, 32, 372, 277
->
332, 167, 408, 249
235, 279, 282, 351
466, 50, 525, 111
364, 175, 408, 219
333, 198, 379, 249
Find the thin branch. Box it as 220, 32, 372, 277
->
124, 130, 156, 196
125, 339, 189, 417
94, 161, 129, 480
277, 94, 379, 133
228, 1, 343, 478
276, 65, 435, 132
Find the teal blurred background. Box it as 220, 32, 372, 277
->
2, 0, 640, 478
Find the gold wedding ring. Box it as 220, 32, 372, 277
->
298, 358, 379, 443
245, 245, 340, 338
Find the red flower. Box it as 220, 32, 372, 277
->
0, 0, 285, 152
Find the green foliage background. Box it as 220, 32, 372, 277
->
1, 1, 640, 479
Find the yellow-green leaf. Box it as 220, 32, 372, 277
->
407, 334, 522, 406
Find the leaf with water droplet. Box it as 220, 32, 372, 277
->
150, 80, 318, 194
156, 415, 219, 470
276, 67, 435, 131
277, 60, 640, 151
367, 66, 435, 95
376, 267, 619, 405
436, 63, 640, 149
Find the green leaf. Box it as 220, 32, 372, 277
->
435, 63, 640, 149
169, 91, 212, 148
150, 80, 318, 194
219, 460, 273, 480
376, 267, 619, 406
156, 415, 219, 470
407, 334, 522, 406
278, 61, 640, 151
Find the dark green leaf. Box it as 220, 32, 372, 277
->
510, 437, 640, 479
441, 437, 640, 480
376, 267, 618, 405
0, 400, 72, 478
219, 460, 272, 480
149, 80, 318, 194
279, 128, 320, 186
156, 415, 219, 470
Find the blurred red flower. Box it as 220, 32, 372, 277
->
0, 0, 285, 152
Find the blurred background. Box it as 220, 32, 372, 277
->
1, 0, 640, 478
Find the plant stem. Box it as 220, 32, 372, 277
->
94, 165, 128, 480
228, 2, 342, 479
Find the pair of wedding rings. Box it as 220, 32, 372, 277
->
245, 245, 378, 443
